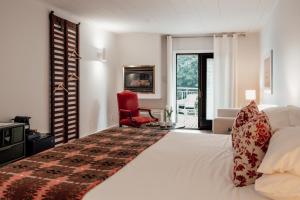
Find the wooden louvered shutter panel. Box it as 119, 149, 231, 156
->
50, 12, 80, 145
65, 21, 80, 142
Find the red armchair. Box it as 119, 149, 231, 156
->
117, 90, 158, 127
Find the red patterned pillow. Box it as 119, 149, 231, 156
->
232, 101, 259, 144
232, 111, 272, 187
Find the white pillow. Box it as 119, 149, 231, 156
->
258, 127, 300, 175
255, 173, 300, 200
287, 105, 300, 126
263, 107, 290, 132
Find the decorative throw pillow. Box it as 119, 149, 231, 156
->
287, 105, 300, 126
255, 173, 300, 200
263, 106, 290, 132
232, 111, 272, 187
232, 101, 259, 146
258, 126, 300, 176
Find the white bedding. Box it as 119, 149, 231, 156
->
84, 132, 268, 200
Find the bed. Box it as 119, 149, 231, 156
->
85, 131, 268, 200
0, 128, 268, 200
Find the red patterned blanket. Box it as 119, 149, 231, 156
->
0, 127, 168, 200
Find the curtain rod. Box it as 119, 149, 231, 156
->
171, 33, 246, 38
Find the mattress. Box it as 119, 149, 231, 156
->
84, 132, 268, 200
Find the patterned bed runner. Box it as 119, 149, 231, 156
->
0, 127, 168, 200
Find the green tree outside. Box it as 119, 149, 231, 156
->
176, 55, 198, 88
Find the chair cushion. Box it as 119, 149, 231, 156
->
120, 116, 157, 127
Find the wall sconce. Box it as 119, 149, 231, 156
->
97, 48, 107, 62
245, 90, 256, 101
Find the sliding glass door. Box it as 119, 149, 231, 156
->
176, 53, 214, 130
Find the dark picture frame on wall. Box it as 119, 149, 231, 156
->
264, 49, 273, 94
123, 65, 155, 93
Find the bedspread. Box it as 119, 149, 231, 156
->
0, 127, 168, 200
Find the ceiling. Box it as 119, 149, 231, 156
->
38, 0, 278, 34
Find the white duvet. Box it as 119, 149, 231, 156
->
84, 132, 268, 200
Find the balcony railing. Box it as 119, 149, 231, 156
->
177, 87, 198, 100
176, 87, 198, 128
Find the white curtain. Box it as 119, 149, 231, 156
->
167, 36, 173, 107
213, 34, 238, 117
166, 36, 176, 122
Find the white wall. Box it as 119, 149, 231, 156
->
260, 0, 300, 106
236, 33, 260, 107
79, 24, 119, 137
116, 33, 167, 109
0, 0, 118, 136
173, 37, 214, 51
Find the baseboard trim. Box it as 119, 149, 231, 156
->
79, 124, 119, 138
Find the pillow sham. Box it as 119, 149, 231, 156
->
232, 101, 259, 143
232, 111, 272, 187
287, 105, 300, 126
255, 173, 300, 200
263, 107, 290, 132
258, 127, 300, 176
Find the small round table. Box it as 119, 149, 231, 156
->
143, 123, 185, 130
